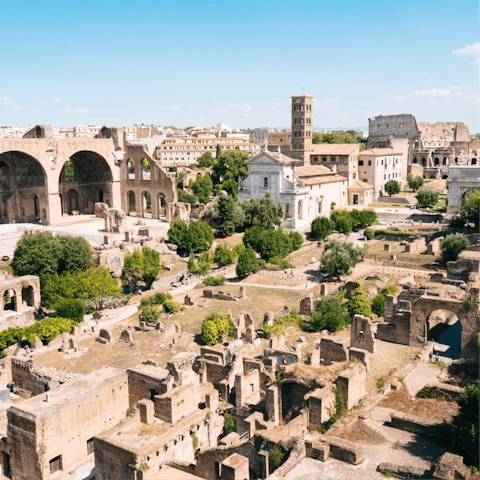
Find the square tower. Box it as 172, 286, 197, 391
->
291, 92, 313, 164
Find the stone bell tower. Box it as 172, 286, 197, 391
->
291, 92, 313, 165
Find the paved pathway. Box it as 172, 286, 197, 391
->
404, 362, 442, 397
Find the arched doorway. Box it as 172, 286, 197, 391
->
59, 151, 113, 215
127, 159, 135, 180
157, 193, 166, 218
284, 203, 292, 219
141, 191, 151, 218
2, 289, 16, 312
0, 151, 47, 223
472, 158, 477, 165
99, 189, 104, 203
442, 175, 448, 179
127, 191, 136, 214
66, 189, 79, 214
22, 286, 34, 307
142, 158, 150, 181
280, 381, 310, 421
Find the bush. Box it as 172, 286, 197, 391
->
311, 216, 334, 240
416, 187, 439, 208
224, 412, 236, 434
269, 257, 295, 269
269, 446, 286, 473
140, 305, 160, 324
162, 299, 181, 314
140, 292, 172, 309
321, 240, 367, 279
364, 228, 374, 240
169, 220, 214, 253
347, 285, 372, 318
201, 313, 233, 345
58, 236, 94, 275
202, 275, 226, 287
236, 246, 259, 276
242, 194, 283, 230
374, 230, 411, 237
214, 244, 235, 266
242, 226, 265, 251
442, 233, 470, 262
309, 296, 351, 332
372, 293, 385, 317
407, 174, 424, 192
54, 298, 85, 323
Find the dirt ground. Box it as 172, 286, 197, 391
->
289, 246, 324, 268
214, 233, 244, 248
378, 383, 460, 422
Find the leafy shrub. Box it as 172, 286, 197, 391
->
54, 298, 85, 323
269, 256, 295, 269
347, 285, 372, 318
364, 228, 374, 240
442, 233, 470, 262
140, 305, 160, 324
236, 247, 259, 276
374, 230, 411, 237
201, 313, 234, 345
224, 412, 236, 434
214, 244, 235, 266
321, 240, 367, 279
311, 216, 334, 240
202, 275, 226, 287
140, 292, 172, 309
416, 187, 439, 208
269, 445, 286, 473
464, 300, 476, 310
309, 296, 351, 332
162, 299, 181, 314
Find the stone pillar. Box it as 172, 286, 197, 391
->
309, 386, 335, 426
206, 389, 219, 412
239, 286, 246, 299
320, 283, 328, 296
266, 385, 279, 425
234, 374, 244, 407
110, 180, 122, 211
14, 293, 23, 313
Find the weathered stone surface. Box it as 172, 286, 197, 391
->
350, 315, 376, 354
319, 338, 348, 365
98, 329, 113, 343
119, 329, 133, 343
299, 294, 314, 315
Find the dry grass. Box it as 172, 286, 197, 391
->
236, 274, 306, 287
378, 384, 460, 422
215, 233, 244, 248
289, 247, 324, 268
336, 419, 387, 445
170, 285, 308, 326
157, 255, 187, 279
283, 361, 352, 384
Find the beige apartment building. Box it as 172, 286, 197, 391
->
268, 129, 291, 146
156, 136, 259, 167
358, 148, 404, 198
309, 144, 360, 184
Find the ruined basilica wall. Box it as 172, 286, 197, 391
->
368, 114, 420, 139
6, 368, 128, 480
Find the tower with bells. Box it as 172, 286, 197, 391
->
291, 91, 313, 165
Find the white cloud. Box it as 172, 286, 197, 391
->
412, 89, 451, 96
10, 106, 27, 111
160, 104, 181, 111
63, 106, 88, 114
42, 97, 61, 105
452, 42, 480, 55
33, 109, 39, 113
0, 96, 15, 107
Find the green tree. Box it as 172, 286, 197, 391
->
242, 226, 265, 251
140, 305, 160, 324
197, 251, 214, 275
177, 188, 198, 209
214, 244, 235, 266
257, 229, 293, 261
450, 380, 479, 469
321, 240, 366, 279
201, 320, 219, 345
407, 174, 424, 192
385, 179, 401, 196
288, 231, 303, 251
441, 233, 470, 262
450, 190, 480, 229
311, 217, 334, 240
201, 313, 233, 345
358, 209, 377, 227
142, 246, 163, 290
198, 152, 214, 168
416, 187, 439, 208
54, 298, 85, 323
162, 299, 181, 314
121, 249, 144, 293
216, 144, 222, 158
236, 246, 259, 276
269, 446, 286, 473
168, 220, 189, 250
347, 285, 372, 317
186, 221, 214, 253
13, 231, 62, 284
364, 228, 374, 240
75, 267, 121, 310
217, 196, 235, 237
212, 149, 249, 194
309, 296, 351, 332
372, 293, 385, 317
191, 174, 212, 204
334, 214, 353, 236
58, 236, 94, 275
188, 251, 198, 274
242, 193, 283, 230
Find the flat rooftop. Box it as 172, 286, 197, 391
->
9, 367, 126, 418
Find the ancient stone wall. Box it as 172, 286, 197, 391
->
127, 366, 169, 408
154, 384, 201, 424
6, 367, 128, 480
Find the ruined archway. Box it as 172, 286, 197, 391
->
141, 191, 151, 218
0, 151, 47, 223
427, 309, 461, 360
284, 203, 292, 219
127, 191, 136, 214
409, 296, 479, 358
59, 151, 113, 215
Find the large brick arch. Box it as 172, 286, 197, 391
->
409, 295, 479, 358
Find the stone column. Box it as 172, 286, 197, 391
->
14, 292, 23, 313
110, 180, 122, 211
266, 385, 279, 425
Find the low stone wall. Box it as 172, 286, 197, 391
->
305, 441, 330, 462
377, 463, 429, 479
421, 382, 464, 401
286, 242, 322, 261
390, 412, 445, 437
321, 435, 364, 465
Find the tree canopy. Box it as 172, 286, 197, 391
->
212, 149, 249, 198
407, 174, 424, 192
312, 132, 367, 151
310, 217, 334, 240
416, 187, 439, 208
321, 239, 367, 279
385, 179, 401, 196
242, 193, 283, 230
190, 174, 212, 204
450, 190, 479, 229
236, 246, 259, 276
198, 152, 215, 168
308, 294, 351, 332
441, 233, 470, 262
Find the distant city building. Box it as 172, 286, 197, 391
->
249, 127, 274, 145
368, 114, 480, 179
268, 129, 291, 146
0, 126, 30, 138
309, 144, 360, 184
156, 136, 259, 167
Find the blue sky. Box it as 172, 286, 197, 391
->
1, 0, 478, 131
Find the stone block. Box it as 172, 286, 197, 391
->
221, 453, 249, 480
138, 399, 154, 424
206, 389, 219, 411
350, 315, 376, 354
239, 286, 246, 299
203, 289, 214, 299
68, 337, 78, 350
309, 386, 335, 426
306, 349, 320, 366
32, 336, 43, 350
299, 294, 314, 315
184, 294, 194, 306
327, 436, 364, 465
264, 312, 274, 326
384, 244, 391, 252
336, 364, 366, 410
348, 348, 370, 371
319, 338, 348, 365
119, 329, 133, 343
306, 441, 329, 462
0, 387, 10, 405
98, 329, 113, 343
320, 283, 328, 296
